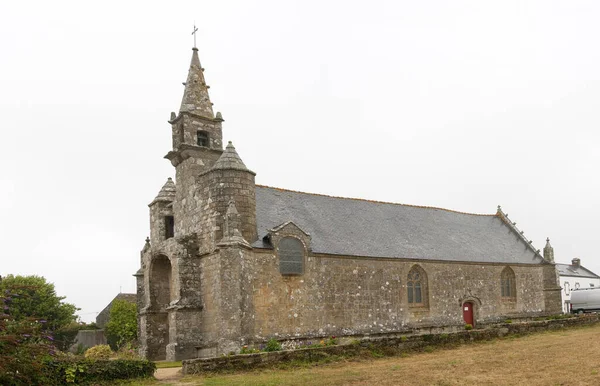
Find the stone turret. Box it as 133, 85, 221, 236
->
197, 141, 257, 254
543, 237, 554, 263
148, 178, 176, 244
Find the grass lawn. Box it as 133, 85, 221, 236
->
154, 361, 183, 369
123, 323, 600, 385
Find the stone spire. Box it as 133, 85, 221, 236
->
211, 141, 255, 174
150, 177, 176, 205
179, 48, 214, 119
543, 237, 554, 263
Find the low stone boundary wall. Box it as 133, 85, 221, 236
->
182, 314, 600, 375
69, 329, 106, 353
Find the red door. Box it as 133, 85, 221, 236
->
463, 302, 474, 326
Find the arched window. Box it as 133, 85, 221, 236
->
407, 265, 428, 307
278, 237, 304, 275
501, 267, 516, 300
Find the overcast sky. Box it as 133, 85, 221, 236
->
1, 1, 599, 322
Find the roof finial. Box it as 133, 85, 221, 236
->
544, 237, 554, 262
191, 23, 199, 49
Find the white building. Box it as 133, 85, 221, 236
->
556, 258, 600, 313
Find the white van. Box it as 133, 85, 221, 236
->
570, 288, 600, 313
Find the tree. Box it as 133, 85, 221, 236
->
105, 299, 137, 349
0, 276, 58, 385
0, 275, 78, 333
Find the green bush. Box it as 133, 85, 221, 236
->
45, 358, 156, 384
465, 323, 473, 330
115, 343, 140, 360
264, 338, 282, 352
84, 345, 112, 360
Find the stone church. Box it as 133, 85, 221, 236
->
135, 47, 562, 361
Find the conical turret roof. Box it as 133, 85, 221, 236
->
179, 48, 214, 119
211, 142, 255, 174
150, 177, 176, 204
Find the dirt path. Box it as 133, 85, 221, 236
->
154, 367, 183, 382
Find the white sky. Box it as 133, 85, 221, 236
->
1, 1, 599, 322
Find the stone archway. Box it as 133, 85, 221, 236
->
147, 255, 172, 360
458, 293, 481, 328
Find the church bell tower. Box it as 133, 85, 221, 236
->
164, 47, 225, 235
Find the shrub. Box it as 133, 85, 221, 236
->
45, 358, 156, 384
84, 345, 112, 360
264, 338, 282, 352
115, 343, 140, 360
465, 323, 473, 330
0, 283, 57, 386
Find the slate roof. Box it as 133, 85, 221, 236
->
556, 264, 600, 278
150, 177, 176, 205
253, 186, 544, 265
209, 142, 255, 174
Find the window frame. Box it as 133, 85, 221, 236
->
197, 130, 209, 147
407, 265, 428, 308
164, 215, 175, 239
500, 266, 516, 301
278, 236, 305, 276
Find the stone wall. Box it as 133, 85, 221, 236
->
69, 330, 106, 353
237, 249, 548, 344
182, 314, 599, 374
139, 232, 558, 361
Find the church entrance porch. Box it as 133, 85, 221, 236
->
146, 255, 172, 360
463, 302, 474, 327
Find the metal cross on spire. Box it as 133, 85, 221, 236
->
191, 23, 199, 48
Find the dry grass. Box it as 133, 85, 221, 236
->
127, 324, 600, 385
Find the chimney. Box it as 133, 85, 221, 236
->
572, 258, 581, 268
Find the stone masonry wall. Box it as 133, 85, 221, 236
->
183, 314, 599, 374
173, 149, 221, 238
237, 249, 547, 344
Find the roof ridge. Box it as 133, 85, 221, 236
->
495, 207, 544, 260
255, 184, 496, 217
